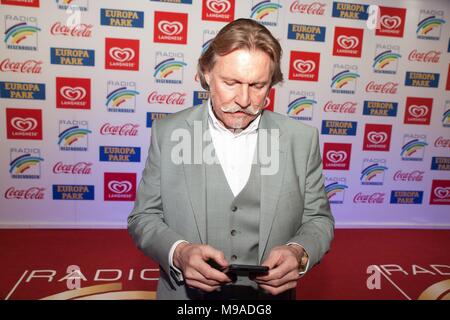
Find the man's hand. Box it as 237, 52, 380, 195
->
173, 243, 232, 292
253, 245, 303, 295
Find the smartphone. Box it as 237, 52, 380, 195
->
227, 264, 269, 274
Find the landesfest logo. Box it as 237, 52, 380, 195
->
401, 134, 428, 161
105, 38, 139, 71
53, 161, 92, 175
363, 124, 392, 151
443, 101, 450, 127
202, 0, 235, 22
154, 11, 188, 45
50, 47, 95, 66
287, 91, 316, 121
332, 1, 368, 20
52, 185, 94, 200
193, 91, 210, 108
323, 143, 351, 170
6, 108, 42, 140
365, 81, 398, 94
390, 190, 423, 204
104, 173, 136, 202
0, 81, 45, 100
405, 72, 439, 88
332, 26, 363, 58
416, 9, 446, 40
287, 24, 325, 42
321, 120, 357, 136
4, 187, 45, 200
360, 158, 387, 186
323, 100, 356, 114
363, 101, 398, 117
324, 176, 348, 204
264, 88, 275, 112
99, 146, 141, 163
375, 6, 407, 38
373, 44, 401, 74
147, 90, 186, 106
50, 21, 93, 37
430, 180, 450, 205
353, 192, 385, 204
4, 15, 40, 51
9, 147, 43, 179
331, 64, 359, 94
250, 0, 282, 27
408, 49, 441, 63
106, 80, 139, 113
100, 9, 144, 28
55, 0, 88, 11
147, 112, 170, 128
431, 157, 450, 171
201, 29, 218, 54
288, 51, 320, 82
58, 120, 91, 151
0, 58, 42, 74
56, 77, 91, 110
1, 0, 40, 7
100, 123, 139, 136
404, 97, 433, 125
154, 51, 186, 84
289, 1, 325, 15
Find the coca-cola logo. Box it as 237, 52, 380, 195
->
337, 35, 359, 49
53, 161, 92, 175
408, 50, 441, 63
353, 192, 385, 204
108, 180, 133, 194
5, 187, 45, 200
365, 81, 398, 94
290, 1, 326, 15
50, 22, 93, 37
380, 15, 401, 29
206, 0, 231, 13
293, 59, 315, 73
147, 91, 186, 105
434, 187, 450, 199
109, 47, 135, 62
60, 86, 86, 101
100, 123, 139, 136
367, 131, 388, 144
326, 151, 347, 163
434, 136, 450, 148
408, 105, 429, 118
323, 101, 356, 113
393, 170, 424, 182
0, 59, 42, 74
158, 20, 183, 36
11, 117, 38, 132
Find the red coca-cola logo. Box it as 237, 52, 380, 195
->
100, 123, 139, 136
0, 59, 42, 74
393, 170, 424, 182
53, 162, 92, 175
408, 50, 441, 63
5, 187, 45, 200
434, 136, 450, 148
323, 101, 356, 113
353, 192, 385, 204
365, 81, 398, 94
290, 1, 325, 15
147, 91, 186, 105
50, 22, 93, 37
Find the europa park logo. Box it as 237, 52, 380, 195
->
154, 11, 188, 45
105, 38, 139, 71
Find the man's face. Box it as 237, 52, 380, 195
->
205, 49, 272, 131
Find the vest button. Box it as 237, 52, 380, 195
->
231, 255, 237, 261
231, 206, 237, 212
231, 229, 237, 236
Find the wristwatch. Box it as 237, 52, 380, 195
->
299, 249, 309, 273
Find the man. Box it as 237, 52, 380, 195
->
128, 18, 334, 300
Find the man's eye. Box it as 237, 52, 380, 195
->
225, 82, 236, 86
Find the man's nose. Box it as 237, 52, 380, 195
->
235, 84, 251, 108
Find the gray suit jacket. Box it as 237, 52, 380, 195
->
128, 105, 334, 299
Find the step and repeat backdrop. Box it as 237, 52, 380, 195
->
0, 0, 449, 228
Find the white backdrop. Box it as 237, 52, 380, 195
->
0, 0, 449, 228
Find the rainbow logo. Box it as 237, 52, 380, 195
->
250, 1, 282, 20
287, 96, 316, 116
331, 70, 359, 89
201, 38, 213, 54
442, 109, 450, 127
373, 50, 401, 70
153, 58, 186, 79
417, 16, 445, 36
4, 23, 41, 45
401, 139, 428, 158
325, 182, 348, 200
9, 154, 44, 174
58, 126, 91, 147
106, 87, 139, 108
360, 163, 387, 184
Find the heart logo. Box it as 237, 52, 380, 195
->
158, 20, 183, 36
207, 0, 231, 14
293, 59, 315, 73
108, 180, 132, 194
264, 97, 271, 108
368, 131, 388, 144
109, 47, 135, 62
434, 187, 450, 199
337, 35, 359, 49
60, 86, 86, 101
326, 151, 347, 163
11, 117, 38, 132
409, 105, 429, 118
380, 15, 401, 29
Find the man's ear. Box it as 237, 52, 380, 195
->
204, 73, 211, 86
